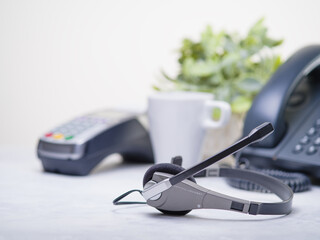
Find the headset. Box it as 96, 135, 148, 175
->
113, 122, 294, 216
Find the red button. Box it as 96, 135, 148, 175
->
45, 132, 53, 137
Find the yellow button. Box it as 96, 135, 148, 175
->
53, 133, 64, 140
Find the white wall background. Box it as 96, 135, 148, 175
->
1, 0, 320, 147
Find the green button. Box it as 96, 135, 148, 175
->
65, 136, 74, 140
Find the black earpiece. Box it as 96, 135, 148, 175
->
143, 163, 196, 187
143, 163, 197, 216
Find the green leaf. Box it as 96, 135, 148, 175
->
212, 108, 221, 120
213, 83, 232, 102
231, 96, 252, 113
273, 55, 282, 71
263, 38, 283, 47
152, 85, 161, 91
236, 78, 263, 94
208, 73, 223, 85
182, 58, 219, 78
161, 70, 177, 82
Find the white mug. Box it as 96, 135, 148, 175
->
148, 91, 231, 168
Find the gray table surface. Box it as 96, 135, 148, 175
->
0, 146, 319, 240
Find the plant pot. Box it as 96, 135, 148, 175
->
201, 113, 245, 166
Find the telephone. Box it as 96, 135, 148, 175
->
238, 45, 320, 179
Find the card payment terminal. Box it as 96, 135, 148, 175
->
37, 109, 154, 176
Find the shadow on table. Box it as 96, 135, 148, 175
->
37, 153, 151, 176
90, 153, 152, 176
112, 203, 299, 222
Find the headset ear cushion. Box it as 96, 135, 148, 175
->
143, 163, 196, 187
143, 163, 196, 216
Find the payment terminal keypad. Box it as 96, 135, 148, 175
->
45, 117, 110, 141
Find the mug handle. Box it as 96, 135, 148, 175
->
203, 100, 231, 128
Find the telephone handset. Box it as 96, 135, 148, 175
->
239, 45, 320, 179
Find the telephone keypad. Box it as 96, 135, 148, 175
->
314, 137, 320, 146
307, 127, 317, 136
307, 145, 317, 155
293, 144, 303, 153
293, 118, 320, 155
300, 136, 310, 145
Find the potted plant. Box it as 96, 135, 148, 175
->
155, 18, 283, 164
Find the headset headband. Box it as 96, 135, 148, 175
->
193, 167, 292, 215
